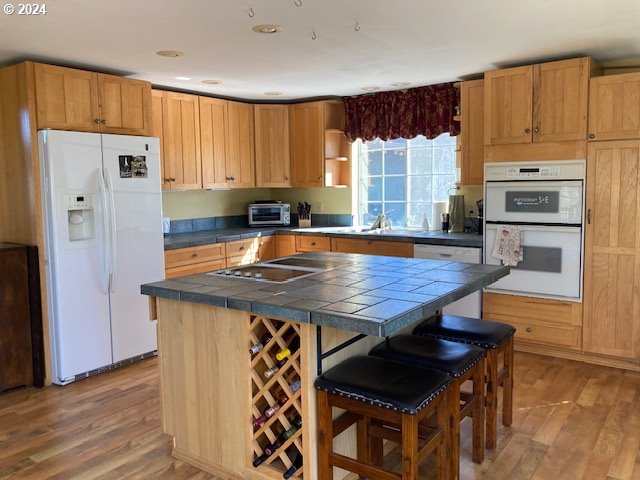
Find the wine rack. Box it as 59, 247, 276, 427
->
250, 315, 304, 478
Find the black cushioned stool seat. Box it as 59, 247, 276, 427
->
413, 314, 516, 449
370, 335, 486, 479
315, 355, 453, 479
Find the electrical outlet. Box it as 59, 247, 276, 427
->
317, 202, 324, 213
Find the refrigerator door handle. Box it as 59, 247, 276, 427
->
104, 167, 118, 294
98, 169, 110, 294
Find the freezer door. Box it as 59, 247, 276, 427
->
38, 130, 112, 384
101, 134, 163, 361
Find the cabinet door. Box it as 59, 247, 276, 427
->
583, 141, 640, 360
254, 105, 290, 187
151, 90, 167, 187
162, 92, 202, 190
534, 58, 589, 143
97, 74, 152, 136
291, 102, 324, 187
200, 97, 229, 189
588, 73, 640, 141
484, 65, 533, 145
257, 236, 276, 262
276, 234, 297, 257
458, 79, 484, 185
226, 101, 255, 188
33, 63, 99, 132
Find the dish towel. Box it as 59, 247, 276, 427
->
492, 225, 524, 266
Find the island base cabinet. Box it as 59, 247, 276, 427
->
154, 298, 380, 479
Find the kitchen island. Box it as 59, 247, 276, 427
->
141, 251, 509, 479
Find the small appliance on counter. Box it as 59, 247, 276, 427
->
248, 201, 291, 226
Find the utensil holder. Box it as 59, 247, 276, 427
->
299, 216, 311, 228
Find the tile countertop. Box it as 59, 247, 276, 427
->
163, 227, 483, 250
142, 251, 508, 337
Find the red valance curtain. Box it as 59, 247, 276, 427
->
342, 83, 460, 143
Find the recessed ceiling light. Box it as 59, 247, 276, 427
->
361, 86, 379, 92
391, 82, 411, 87
175, 76, 192, 81
202, 79, 221, 85
264, 91, 282, 96
252, 24, 283, 34
156, 50, 184, 57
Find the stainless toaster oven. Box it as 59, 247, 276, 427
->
248, 202, 291, 226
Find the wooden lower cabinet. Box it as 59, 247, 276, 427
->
331, 237, 412, 257
164, 243, 226, 279
295, 235, 330, 252
483, 292, 582, 350
276, 234, 297, 257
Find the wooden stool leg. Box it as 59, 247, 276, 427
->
317, 390, 333, 480
450, 380, 461, 480
485, 349, 498, 449
369, 418, 384, 466
438, 388, 453, 480
401, 414, 419, 480
472, 358, 485, 464
502, 337, 514, 427
356, 415, 370, 465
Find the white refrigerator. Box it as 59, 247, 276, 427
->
38, 130, 164, 385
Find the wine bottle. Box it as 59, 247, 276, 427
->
252, 452, 268, 467
249, 333, 273, 355
252, 413, 268, 428
264, 438, 283, 456
264, 404, 280, 418
289, 379, 301, 393
283, 451, 303, 479
275, 336, 300, 361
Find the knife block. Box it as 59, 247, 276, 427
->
298, 215, 311, 228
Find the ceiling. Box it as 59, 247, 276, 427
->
1, 0, 640, 100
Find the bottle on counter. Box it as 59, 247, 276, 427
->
421, 213, 430, 232
275, 336, 300, 361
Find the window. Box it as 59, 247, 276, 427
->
356, 134, 458, 228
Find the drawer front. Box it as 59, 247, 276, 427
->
226, 254, 258, 268
508, 319, 581, 349
483, 292, 582, 327
164, 243, 226, 269
165, 259, 226, 279
226, 238, 258, 258
331, 237, 376, 254
296, 235, 330, 252
377, 241, 413, 258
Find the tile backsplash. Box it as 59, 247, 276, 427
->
167, 214, 352, 234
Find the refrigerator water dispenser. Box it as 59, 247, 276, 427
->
66, 194, 95, 241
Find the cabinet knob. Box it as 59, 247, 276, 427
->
524, 128, 531, 134
239, 246, 244, 250
191, 253, 198, 257
311, 242, 316, 246
231, 176, 235, 181
533, 127, 539, 133
94, 119, 101, 124
101, 119, 107, 125
164, 177, 176, 182
589, 133, 595, 139
526, 327, 532, 333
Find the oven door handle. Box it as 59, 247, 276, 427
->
485, 180, 584, 189
484, 223, 581, 234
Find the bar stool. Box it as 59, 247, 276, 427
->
315, 355, 453, 480
369, 334, 486, 480
413, 314, 515, 449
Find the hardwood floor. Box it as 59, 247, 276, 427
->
0, 352, 639, 479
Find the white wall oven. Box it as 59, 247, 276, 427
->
483, 160, 585, 301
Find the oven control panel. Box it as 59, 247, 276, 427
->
505, 166, 560, 178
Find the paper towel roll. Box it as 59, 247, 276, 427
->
432, 202, 448, 231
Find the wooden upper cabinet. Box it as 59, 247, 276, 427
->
34, 63, 99, 132
588, 72, 640, 141
33, 62, 152, 135
151, 90, 165, 185
484, 65, 533, 145
96, 74, 152, 135
226, 101, 255, 188
200, 96, 229, 189
583, 141, 640, 360
161, 92, 202, 190
254, 105, 290, 188
458, 79, 484, 185
484, 57, 591, 145
290, 101, 324, 187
